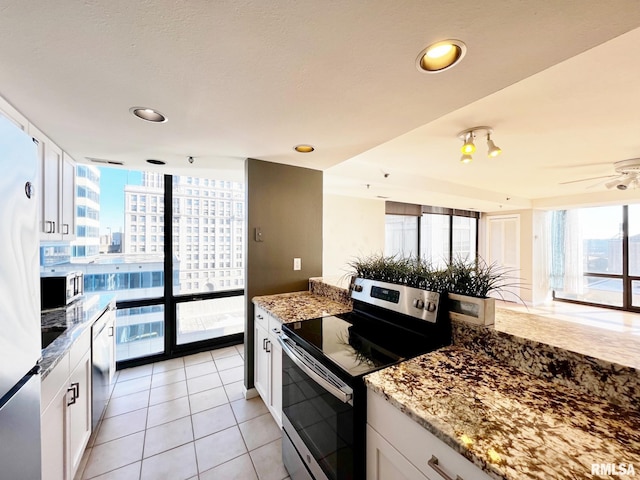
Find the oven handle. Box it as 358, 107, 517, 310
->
278, 333, 353, 405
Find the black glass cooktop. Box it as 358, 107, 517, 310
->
282, 312, 446, 378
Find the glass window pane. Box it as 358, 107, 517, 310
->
172, 175, 245, 294
554, 276, 623, 307
40, 166, 166, 362
628, 205, 640, 276
115, 305, 165, 361
420, 214, 450, 268
176, 296, 245, 345
632, 280, 640, 308
384, 215, 418, 257
580, 206, 623, 274
452, 216, 477, 261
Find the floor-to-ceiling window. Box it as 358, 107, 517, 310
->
551, 205, 636, 309
384, 203, 479, 264
40, 165, 245, 367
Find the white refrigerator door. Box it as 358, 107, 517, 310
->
0, 114, 40, 398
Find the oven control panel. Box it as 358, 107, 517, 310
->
351, 277, 441, 323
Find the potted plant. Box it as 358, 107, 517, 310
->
346, 254, 523, 326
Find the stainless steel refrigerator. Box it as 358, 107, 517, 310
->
0, 113, 42, 479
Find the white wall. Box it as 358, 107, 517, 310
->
323, 194, 385, 280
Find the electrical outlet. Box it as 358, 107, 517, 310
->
293, 258, 302, 271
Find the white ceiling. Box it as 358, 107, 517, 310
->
1, 1, 640, 212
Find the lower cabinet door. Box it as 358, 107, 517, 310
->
269, 330, 282, 427
41, 385, 68, 480
67, 350, 92, 479
254, 324, 270, 402
367, 425, 430, 480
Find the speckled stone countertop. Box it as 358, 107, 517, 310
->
365, 346, 640, 480
252, 291, 352, 323
40, 293, 115, 379
495, 307, 640, 370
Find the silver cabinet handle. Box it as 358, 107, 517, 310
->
428, 455, 463, 480
62, 223, 69, 235
262, 338, 267, 350
257, 314, 264, 320
265, 340, 271, 353
45, 220, 55, 233
66, 382, 79, 406
108, 326, 114, 337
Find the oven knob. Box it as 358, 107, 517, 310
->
426, 302, 437, 312
412, 298, 425, 309
353, 284, 363, 292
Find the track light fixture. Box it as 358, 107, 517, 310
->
461, 133, 476, 155
457, 126, 502, 164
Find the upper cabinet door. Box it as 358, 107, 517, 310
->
61, 153, 76, 240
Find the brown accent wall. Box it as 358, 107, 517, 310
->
244, 159, 323, 389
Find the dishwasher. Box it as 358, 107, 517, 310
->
92, 303, 116, 430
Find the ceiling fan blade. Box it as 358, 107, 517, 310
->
545, 162, 612, 170
559, 175, 617, 185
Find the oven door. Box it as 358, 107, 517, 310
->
279, 333, 355, 480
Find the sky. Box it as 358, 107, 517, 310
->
99, 167, 142, 235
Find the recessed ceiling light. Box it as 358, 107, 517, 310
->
416, 40, 466, 73
294, 144, 315, 153
146, 159, 166, 165
130, 107, 167, 123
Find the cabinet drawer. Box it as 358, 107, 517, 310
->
268, 315, 282, 335
69, 326, 91, 372
254, 305, 269, 330
367, 390, 493, 480
41, 353, 69, 413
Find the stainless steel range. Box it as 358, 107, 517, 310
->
279, 278, 451, 480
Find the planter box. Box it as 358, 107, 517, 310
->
447, 293, 495, 326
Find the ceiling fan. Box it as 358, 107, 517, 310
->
560, 158, 640, 190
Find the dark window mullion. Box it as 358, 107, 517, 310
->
623, 205, 630, 309
164, 174, 174, 357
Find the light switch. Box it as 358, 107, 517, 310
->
293, 258, 302, 270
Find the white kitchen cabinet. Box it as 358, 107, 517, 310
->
67, 350, 92, 478
367, 390, 493, 480
28, 124, 76, 241
41, 355, 69, 480
254, 317, 270, 402
41, 328, 92, 480
61, 152, 77, 238
367, 425, 430, 480
253, 305, 283, 427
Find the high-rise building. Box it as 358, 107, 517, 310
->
124, 173, 245, 294
72, 165, 101, 259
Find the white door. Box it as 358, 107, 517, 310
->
486, 215, 520, 302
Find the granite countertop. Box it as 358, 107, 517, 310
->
365, 346, 640, 480
40, 293, 115, 379
252, 290, 352, 323
495, 307, 640, 370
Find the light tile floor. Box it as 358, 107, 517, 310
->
75, 344, 290, 480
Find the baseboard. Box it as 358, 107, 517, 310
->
243, 386, 259, 399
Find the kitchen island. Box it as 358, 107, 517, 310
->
365, 346, 640, 480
